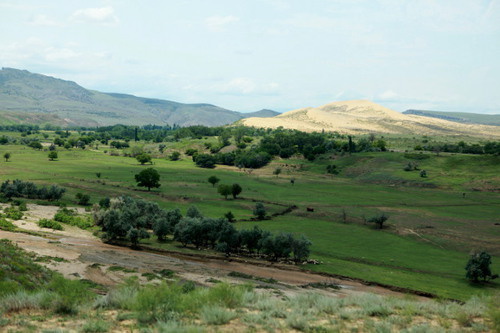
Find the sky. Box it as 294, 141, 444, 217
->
1, 0, 499, 114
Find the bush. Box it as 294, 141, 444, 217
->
136, 153, 152, 165
169, 151, 181, 161
0, 218, 16, 231
38, 219, 63, 230
194, 154, 216, 168
76, 192, 91, 205
200, 305, 236, 325
3, 206, 23, 220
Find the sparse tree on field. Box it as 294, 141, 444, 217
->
224, 211, 235, 222
368, 213, 389, 229
208, 175, 220, 187
231, 183, 242, 199
186, 205, 203, 219
75, 193, 91, 205
134, 168, 160, 191
136, 153, 152, 165
218, 184, 232, 200
3, 152, 11, 162
169, 151, 180, 161
465, 251, 498, 283
48, 151, 58, 161
253, 202, 266, 220
290, 178, 295, 186
273, 167, 282, 177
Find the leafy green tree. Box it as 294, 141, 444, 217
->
194, 154, 216, 168
3, 152, 11, 162
466, 251, 498, 283
127, 227, 150, 248
224, 211, 235, 222
135, 168, 160, 191
240, 226, 264, 253
28, 141, 43, 150
208, 175, 220, 187
231, 183, 242, 199
136, 153, 152, 165
368, 214, 389, 229
273, 167, 282, 177
218, 184, 232, 200
186, 205, 203, 219
75, 193, 90, 205
169, 151, 181, 161
291, 235, 312, 262
48, 151, 58, 161
253, 202, 266, 220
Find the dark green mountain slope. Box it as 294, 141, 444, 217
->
0, 68, 279, 127
404, 109, 500, 126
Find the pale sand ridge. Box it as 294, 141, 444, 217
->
241, 100, 500, 138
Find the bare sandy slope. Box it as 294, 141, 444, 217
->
241, 100, 500, 138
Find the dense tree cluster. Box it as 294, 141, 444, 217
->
415, 141, 500, 155
0, 179, 65, 201
94, 196, 182, 246
173, 209, 311, 262
94, 196, 312, 262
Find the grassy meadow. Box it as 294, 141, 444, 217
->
0, 132, 499, 302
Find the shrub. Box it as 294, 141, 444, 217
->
48, 275, 92, 314
194, 154, 216, 168
76, 192, 91, 205
3, 206, 23, 220
48, 151, 58, 161
81, 320, 110, 333
136, 153, 152, 165
38, 219, 63, 230
200, 305, 236, 325
0, 218, 16, 231
185, 148, 198, 156
169, 151, 181, 161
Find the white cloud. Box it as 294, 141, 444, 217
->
28, 14, 61, 27
44, 48, 80, 62
71, 6, 118, 25
205, 15, 239, 31
219, 77, 255, 94
378, 90, 398, 100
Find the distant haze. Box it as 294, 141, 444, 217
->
0, 1, 499, 114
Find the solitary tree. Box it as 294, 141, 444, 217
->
218, 184, 232, 200
136, 153, 152, 165
3, 152, 11, 162
48, 151, 58, 161
231, 183, 242, 199
273, 167, 282, 177
253, 202, 266, 220
75, 192, 91, 205
208, 175, 220, 187
169, 151, 181, 161
135, 168, 161, 191
465, 251, 498, 283
368, 213, 389, 229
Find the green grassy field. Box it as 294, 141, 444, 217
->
0, 139, 499, 301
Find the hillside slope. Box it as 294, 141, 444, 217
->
0, 68, 278, 127
403, 109, 500, 126
241, 100, 500, 138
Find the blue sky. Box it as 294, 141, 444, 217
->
1, 0, 499, 114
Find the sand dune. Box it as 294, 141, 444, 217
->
241, 100, 500, 138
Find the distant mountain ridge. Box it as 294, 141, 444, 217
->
403, 109, 500, 126
241, 100, 500, 139
0, 68, 279, 127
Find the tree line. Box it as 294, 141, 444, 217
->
94, 196, 312, 262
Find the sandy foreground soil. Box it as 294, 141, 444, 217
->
1, 204, 413, 299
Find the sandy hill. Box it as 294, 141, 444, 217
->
241, 100, 500, 139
